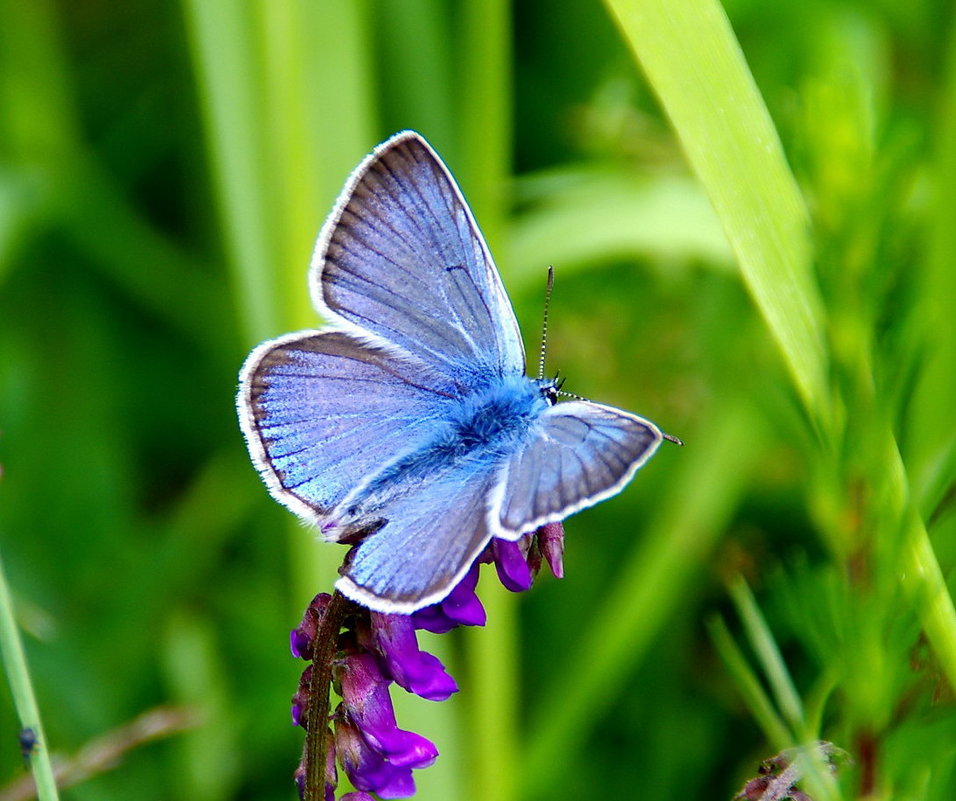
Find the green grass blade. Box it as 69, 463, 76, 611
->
180, 0, 276, 346
708, 615, 792, 749
506, 168, 732, 290
256, 2, 376, 330
0, 547, 60, 801
602, 0, 830, 428
729, 576, 805, 735
455, 5, 516, 801
892, 437, 956, 689
909, 11, 956, 493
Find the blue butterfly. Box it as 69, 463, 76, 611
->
237, 131, 676, 613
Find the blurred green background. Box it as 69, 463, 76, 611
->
2, 1, 956, 800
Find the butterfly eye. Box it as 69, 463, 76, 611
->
542, 382, 560, 405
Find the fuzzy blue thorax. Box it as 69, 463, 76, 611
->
437, 374, 554, 457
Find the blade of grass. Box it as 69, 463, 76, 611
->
256, 2, 376, 330
506, 169, 732, 290
455, 5, 515, 801
605, 0, 956, 718
602, 0, 830, 430
712, 611, 844, 801
909, 10, 956, 499
0, 548, 60, 801
895, 441, 956, 688
708, 615, 792, 749
181, 0, 276, 346
376, 0, 455, 148
729, 576, 805, 735
0, 0, 78, 157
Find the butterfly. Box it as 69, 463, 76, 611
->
237, 131, 678, 613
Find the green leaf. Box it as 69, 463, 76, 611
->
602, 0, 830, 428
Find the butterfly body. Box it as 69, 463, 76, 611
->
327, 372, 554, 541
433, 373, 553, 456
238, 131, 671, 613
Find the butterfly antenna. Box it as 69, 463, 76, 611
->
557, 388, 590, 401
537, 266, 555, 381
663, 432, 684, 446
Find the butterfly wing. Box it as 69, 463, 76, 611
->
335, 463, 500, 613
239, 131, 525, 529
311, 131, 525, 384
490, 401, 664, 538
237, 330, 456, 526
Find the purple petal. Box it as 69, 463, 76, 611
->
492, 538, 533, 592
410, 605, 459, 635
335, 716, 417, 798
291, 665, 312, 728
538, 522, 565, 578
336, 653, 439, 768
290, 593, 332, 659
440, 565, 487, 626
371, 613, 458, 702
412, 564, 486, 633
326, 731, 338, 797
341, 793, 377, 801
373, 768, 416, 800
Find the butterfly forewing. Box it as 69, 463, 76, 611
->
492, 401, 664, 537
238, 331, 454, 525
313, 132, 525, 384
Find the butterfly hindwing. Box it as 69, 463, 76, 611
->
491, 401, 664, 538
335, 462, 500, 612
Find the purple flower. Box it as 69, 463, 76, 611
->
537, 522, 565, 578
334, 715, 417, 799
287, 521, 569, 798
335, 653, 438, 769
491, 537, 533, 591
412, 564, 486, 633
293, 733, 337, 801
371, 612, 458, 701
291, 594, 332, 659
291, 664, 312, 727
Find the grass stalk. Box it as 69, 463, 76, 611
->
0, 548, 60, 801
455, 4, 516, 801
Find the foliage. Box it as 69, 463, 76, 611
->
2, 1, 956, 800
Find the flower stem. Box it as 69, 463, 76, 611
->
304, 590, 352, 801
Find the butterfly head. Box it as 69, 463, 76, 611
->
537, 372, 566, 406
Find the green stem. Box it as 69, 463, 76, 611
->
457, 4, 515, 801
0, 547, 60, 801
